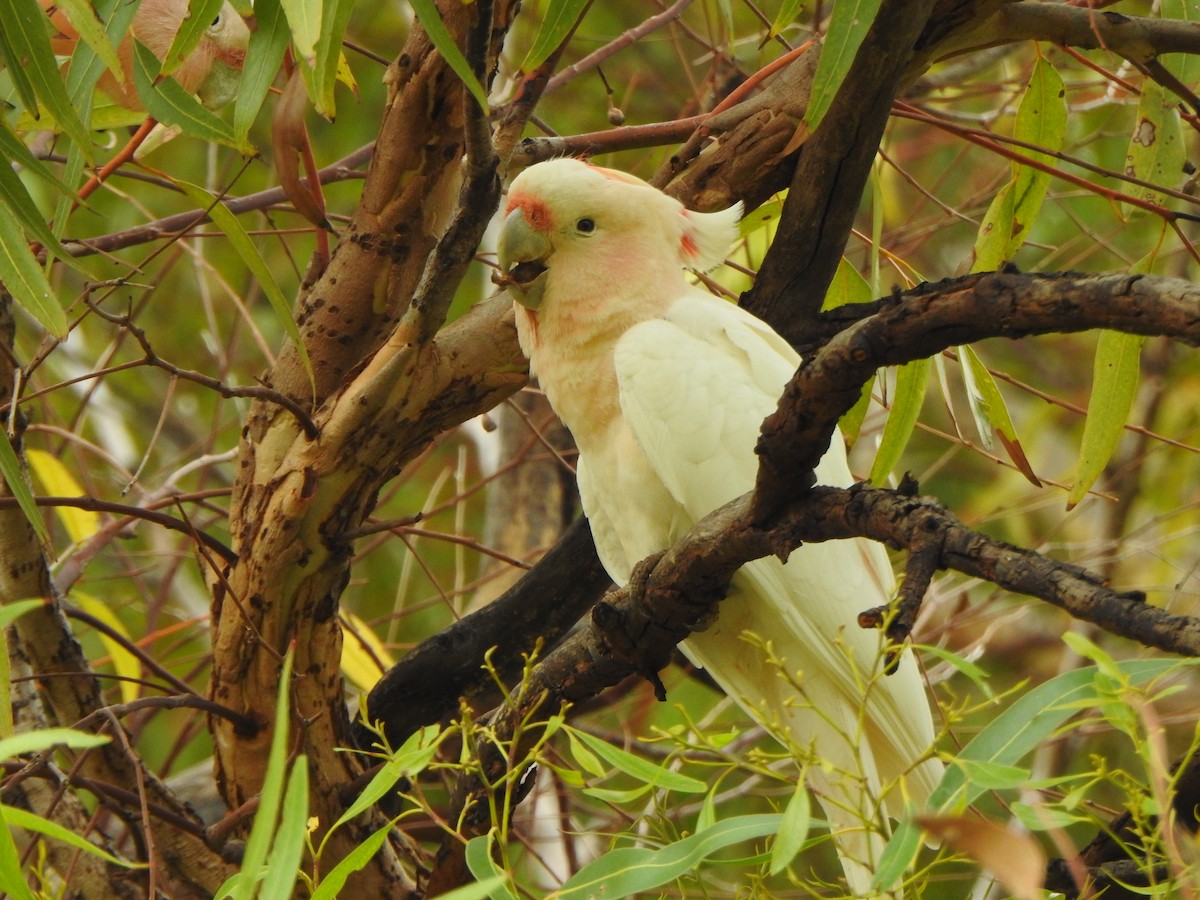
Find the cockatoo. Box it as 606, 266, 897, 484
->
498, 158, 943, 894
43, 0, 249, 109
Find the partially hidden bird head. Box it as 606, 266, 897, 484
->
132, 0, 249, 109
43, 0, 249, 109
497, 158, 743, 312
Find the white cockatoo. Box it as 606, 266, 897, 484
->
497, 158, 942, 893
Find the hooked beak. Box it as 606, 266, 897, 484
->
497, 208, 551, 310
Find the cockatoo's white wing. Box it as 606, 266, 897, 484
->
612, 288, 941, 814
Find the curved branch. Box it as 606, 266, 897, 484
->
752, 270, 1200, 517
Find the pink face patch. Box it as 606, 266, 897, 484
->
506, 192, 554, 231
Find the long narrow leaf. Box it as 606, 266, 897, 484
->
409, 0, 489, 111
1, 803, 141, 868
259, 758, 309, 900
1067, 330, 1144, 509
1123, 79, 1185, 214
519, 0, 589, 72
132, 41, 246, 151
234, 0, 291, 142
308, 818, 400, 900
0, 427, 53, 551
216, 647, 295, 899
48, 0, 125, 82
0, 212, 69, 337
175, 180, 314, 394
159, 0, 227, 76
0, 0, 93, 152
566, 727, 706, 793
0, 805, 36, 900
805, 0, 882, 132
961, 346, 1040, 486
557, 813, 782, 897
280, 0, 323, 65
0, 727, 110, 759
769, 0, 809, 39
869, 358, 928, 484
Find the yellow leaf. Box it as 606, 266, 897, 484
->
26, 449, 100, 544
340, 612, 395, 691
73, 592, 139, 704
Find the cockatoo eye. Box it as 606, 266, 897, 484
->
576, 218, 595, 234
209, 13, 223, 29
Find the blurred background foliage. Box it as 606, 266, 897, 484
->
3, 0, 1200, 895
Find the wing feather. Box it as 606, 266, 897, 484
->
613, 290, 941, 811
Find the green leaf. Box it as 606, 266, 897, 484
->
961, 346, 1040, 486
519, 0, 589, 72
0, 805, 37, 900
0, 212, 70, 337
869, 357, 928, 484
0, 162, 77, 272
769, 0, 809, 39
0, 727, 111, 760
259, 758, 309, 900
950, 758, 1030, 792
805, 0, 881, 132
1067, 330, 1143, 509
1, 803, 143, 868
927, 659, 1191, 812
873, 813, 923, 893
217, 647, 295, 899
0, 599, 43, 631
307, 819, 399, 900
464, 832, 518, 900
280, 0, 323, 65
0, 0, 94, 154
47, 0, 125, 83
409, 0, 489, 111
917, 643, 994, 698
566, 727, 707, 794
160, 0, 228, 75
583, 783, 653, 805
1010, 800, 1091, 832
429, 879, 509, 900
132, 41, 247, 151
1008, 57, 1064, 241
974, 57, 1065, 270
0, 427, 53, 553
304, 0, 355, 118
323, 725, 441, 845
738, 194, 785, 238
824, 260, 875, 445
234, 0, 291, 142
556, 814, 782, 897
873, 660, 1195, 889
1124, 78, 1185, 213
972, 181, 1015, 273
1160, 0, 1200, 87
174, 181, 314, 394
0, 120, 74, 197
768, 781, 811, 874
565, 727, 607, 779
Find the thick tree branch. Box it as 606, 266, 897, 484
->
743, 0, 942, 330
359, 518, 610, 749
752, 271, 1200, 518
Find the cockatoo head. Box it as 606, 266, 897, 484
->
498, 158, 742, 311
